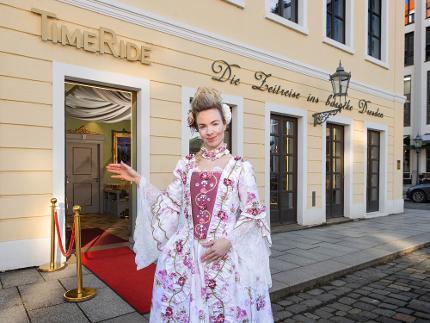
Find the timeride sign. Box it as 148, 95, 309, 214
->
31, 8, 151, 65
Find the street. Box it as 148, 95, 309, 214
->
403, 200, 430, 211
272, 246, 430, 322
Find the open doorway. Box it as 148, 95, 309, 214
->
64, 80, 136, 251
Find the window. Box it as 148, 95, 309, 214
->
427, 0, 430, 18
326, 0, 346, 44
188, 102, 233, 154
404, 148, 410, 173
265, 0, 308, 34
182, 88, 244, 157
365, 0, 389, 66
403, 137, 411, 183
428, 72, 430, 124
405, 0, 415, 25
404, 75, 411, 127
427, 148, 430, 172
323, 0, 353, 53
405, 32, 414, 66
426, 27, 430, 62
368, 0, 382, 59
270, 0, 298, 23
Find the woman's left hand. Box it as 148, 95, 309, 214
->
200, 239, 232, 264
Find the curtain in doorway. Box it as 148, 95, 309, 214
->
66, 86, 131, 123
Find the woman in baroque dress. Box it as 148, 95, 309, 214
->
107, 87, 273, 322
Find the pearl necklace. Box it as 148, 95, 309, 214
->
200, 143, 229, 161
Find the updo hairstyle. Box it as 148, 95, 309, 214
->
188, 87, 225, 131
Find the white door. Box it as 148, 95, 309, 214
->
66, 142, 100, 214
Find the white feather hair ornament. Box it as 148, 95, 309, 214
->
222, 103, 232, 125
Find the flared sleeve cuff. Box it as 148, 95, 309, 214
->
133, 159, 186, 270
133, 180, 161, 269
227, 160, 272, 289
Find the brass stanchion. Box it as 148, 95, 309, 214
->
39, 198, 67, 272
64, 205, 96, 302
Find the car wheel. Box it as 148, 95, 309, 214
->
411, 190, 426, 203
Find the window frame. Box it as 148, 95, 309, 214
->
404, 31, 414, 66
265, 0, 309, 35
403, 146, 410, 174
365, 0, 389, 68
181, 87, 244, 157
426, 27, 430, 62
404, 0, 415, 25
271, 0, 299, 24
427, 148, 430, 172
404, 75, 411, 127
326, 0, 346, 44
427, 0, 430, 19
187, 99, 234, 155
322, 0, 354, 54
427, 71, 430, 125
367, 0, 381, 59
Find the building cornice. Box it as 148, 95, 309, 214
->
59, 0, 406, 103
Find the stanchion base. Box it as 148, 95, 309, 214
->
38, 262, 67, 272
64, 288, 96, 302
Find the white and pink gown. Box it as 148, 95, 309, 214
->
134, 154, 273, 322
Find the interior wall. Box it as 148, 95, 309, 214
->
65, 117, 131, 185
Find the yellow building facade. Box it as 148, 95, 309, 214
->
0, 0, 405, 270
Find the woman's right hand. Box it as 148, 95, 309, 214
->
106, 162, 141, 185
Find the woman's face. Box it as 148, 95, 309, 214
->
196, 108, 226, 150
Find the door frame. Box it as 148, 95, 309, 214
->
265, 103, 307, 225
52, 62, 150, 260
269, 113, 298, 225
366, 130, 380, 213
363, 122, 388, 217
321, 115, 353, 220
66, 134, 105, 214
325, 123, 345, 218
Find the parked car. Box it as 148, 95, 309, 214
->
406, 183, 430, 203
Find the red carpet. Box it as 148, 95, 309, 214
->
82, 247, 156, 314
67, 228, 127, 248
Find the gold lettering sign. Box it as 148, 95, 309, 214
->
210, 59, 385, 119
31, 8, 151, 65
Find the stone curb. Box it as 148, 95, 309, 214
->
269, 240, 430, 302
271, 217, 354, 234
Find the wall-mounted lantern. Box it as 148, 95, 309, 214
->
313, 61, 351, 126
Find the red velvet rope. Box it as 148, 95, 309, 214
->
53, 209, 75, 257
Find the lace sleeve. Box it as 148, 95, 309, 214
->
133, 158, 186, 269
227, 161, 272, 289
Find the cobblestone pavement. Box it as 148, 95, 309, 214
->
272, 246, 430, 323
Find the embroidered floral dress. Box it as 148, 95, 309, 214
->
134, 155, 273, 322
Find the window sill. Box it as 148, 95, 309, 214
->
222, 0, 245, 8
365, 55, 390, 70
265, 12, 308, 35
323, 37, 354, 54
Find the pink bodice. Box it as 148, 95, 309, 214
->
190, 171, 222, 240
